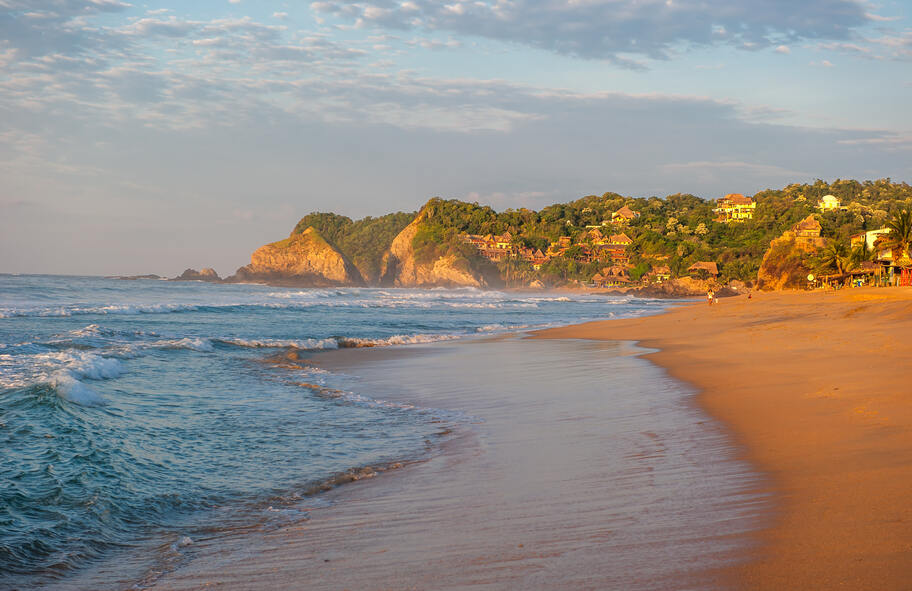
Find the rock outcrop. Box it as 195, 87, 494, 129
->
634, 277, 722, 298
379, 212, 496, 288
110, 274, 162, 280
172, 268, 221, 282
228, 227, 364, 286
757, 231, 820, 290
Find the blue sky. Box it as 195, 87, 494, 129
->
1, 0, 910, 275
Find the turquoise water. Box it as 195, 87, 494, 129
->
0, 275, 668, 589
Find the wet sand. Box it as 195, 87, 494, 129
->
148, 336, 765, 590
537, 287, 912, 590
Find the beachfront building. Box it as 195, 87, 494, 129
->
712, 193, 755, 223
794, 215, 826, 248
591, 266, 630, 287
817, 194, 841, 211
645, 265, 672, 284
850, 228, 892, 252
610, 206, 640, 224
688, 261, 719, 278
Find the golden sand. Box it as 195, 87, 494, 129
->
536, 287, 912, 590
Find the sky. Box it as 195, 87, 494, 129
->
1, 0, 910, 276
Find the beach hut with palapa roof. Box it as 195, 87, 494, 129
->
611, 206, 639, 223
688, 261, 719, 278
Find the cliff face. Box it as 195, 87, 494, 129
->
757, 231, 819, 290
231, 227, 364, 286
379, 212, 493, 288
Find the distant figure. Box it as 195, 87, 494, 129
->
707, 289, 714, 306
747, 292, 752, 300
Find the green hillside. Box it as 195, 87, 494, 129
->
289, 179, 912, 286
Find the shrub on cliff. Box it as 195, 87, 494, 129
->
292, 211, 414, 282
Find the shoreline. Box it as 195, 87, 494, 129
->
535, 287, 912, 590
104, 272, 722, 299
146, 332, 765, 590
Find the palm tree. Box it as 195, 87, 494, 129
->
884, 209, 912, 263
820, 240, 855, 277
850, 239, 875, 266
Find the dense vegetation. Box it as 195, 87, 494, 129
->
290, 179, 912, 286
292, 211, 415, 282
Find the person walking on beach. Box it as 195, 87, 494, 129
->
707, 289, 714, 306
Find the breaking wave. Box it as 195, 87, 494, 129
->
217, 333, 461, 350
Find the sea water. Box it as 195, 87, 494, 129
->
0, 275, 670, 589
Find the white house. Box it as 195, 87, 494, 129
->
817, 194, 841, 211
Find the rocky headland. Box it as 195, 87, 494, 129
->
228, 227, 365, 287
379, 210, 499, 288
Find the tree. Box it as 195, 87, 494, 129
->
820, 240, 855, 276
851, 240, 875, 265
884, 209, 912, 262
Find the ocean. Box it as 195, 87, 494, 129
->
0, 274, 687, 589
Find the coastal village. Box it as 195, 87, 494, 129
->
455, 189, 912, 291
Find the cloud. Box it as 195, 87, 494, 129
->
837, 133, 912, 150
309, 0, 871, 62
864, 12, 901, 23
810, 59, 835, 67
775, 45, 791, 54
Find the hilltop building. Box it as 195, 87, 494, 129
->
461, 233, 552, 268
817, 194, 842, 211
610, 206, 640, 224
713, 194, 755, 222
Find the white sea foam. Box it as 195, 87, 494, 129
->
36, 351, 124, 380
218, 333, 460, 350
0, 350, 123, 404
474, 323, 531, 333
52, 373, 107, 407
0, 287, 599, 319
151, 338, 215, 352
218, 337, 341, 350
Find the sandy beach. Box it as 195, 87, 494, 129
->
538, 287, 912, 590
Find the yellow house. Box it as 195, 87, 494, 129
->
610, 206, 639, 224
713, 193, 755, 222
494, 232, 513, 249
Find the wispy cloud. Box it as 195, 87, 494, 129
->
309, 0, 870, 62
